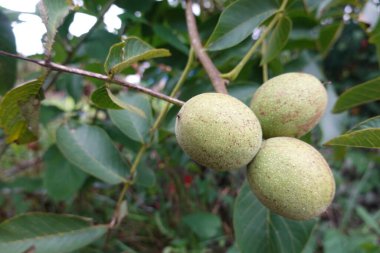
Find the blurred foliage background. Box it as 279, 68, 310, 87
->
0, 0, 379, 252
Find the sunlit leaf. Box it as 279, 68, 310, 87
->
333, 77, 380, 113
0, 10, 17, 95
105, 37, 171, 74
234, 181, 316, 253
37, 0, 72, 56
56, 124, 129, 184
0, 79, 43, 144
261, 15, 292, 64
206, 0, 278, 51
0, 213, 107, 253
324, 116, 380, 149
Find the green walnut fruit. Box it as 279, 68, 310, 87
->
247, 137, 335, 220
175, 93, 262, 171
251, 72, 327, 138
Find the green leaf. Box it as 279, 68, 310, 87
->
333, 77, 380, 113
43, 145, 87, 201
90, 86, 146, 117
152, 24, 189, 54
348, 116, 380, 132
323, 229, 348, 253
37, 0, 72, 56
318, 22, 344, 57
302, 0, 320, 12
56, 124, 129, 185
108, 92, 152, 144
0, 10, 17, 95
39, 104, 63, 126
135, 162, 156, 188
0, 79, 42, 144
261, 15, 292, 64
104, 37, 171, 74
83, 29, 120, 62
324, 228, 380, 253
324, 116, 380, 149
56, 73, 83, 103
182, 212, 222, 239
0, 213, 107, 253
369, 21, 380, 67
115, 0, 155, 13
206, 0, 278, 51
286, 10, 318, 50
234, 181, 316, 253
355, 206, 380, 235
91, 86, 123, 109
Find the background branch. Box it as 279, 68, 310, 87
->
2, 157, 43, 178
221, 0, 288, 81
0, 50, 185, 106
185, 0, 228, 94
221, 15, 280, 81
43, 0, 116, 90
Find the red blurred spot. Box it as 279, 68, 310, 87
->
360, 39, 368, 49
184, 175, 193, 188
168, 182, 175, 195
27, 142, 40, 151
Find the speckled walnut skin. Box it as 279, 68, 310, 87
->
251, 72, 328, 138
175, 93, 262, 171
247, 137, 335, 220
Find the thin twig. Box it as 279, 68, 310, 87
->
150, 48, 195, 133
261, 40, 269, 82
185, 0, 227, 94
221, 0, 289, 81
221, 15, 280, 81
0, 50, 185, 106
109, 48, 195, 229
43, 0, 116, 90
109, 144, 147, 228
129, 145, 148, 177
109, 47, 195, 231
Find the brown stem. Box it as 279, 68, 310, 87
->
185, 0, 228, 94
0, 50, 185, 106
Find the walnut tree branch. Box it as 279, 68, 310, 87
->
0, 50, 185, 106
185, 0, 228, 94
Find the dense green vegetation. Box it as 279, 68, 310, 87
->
0, 0, 379, 252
